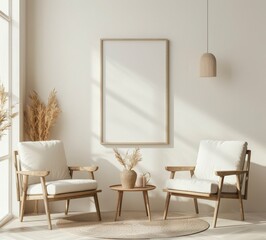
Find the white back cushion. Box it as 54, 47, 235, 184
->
194, 140, 247, 184
18, 140, 71, 184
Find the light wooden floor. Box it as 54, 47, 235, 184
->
1, 211, 266, 240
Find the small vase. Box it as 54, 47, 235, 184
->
120, 169, 137, 189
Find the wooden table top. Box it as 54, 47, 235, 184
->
110, 184, 156, 192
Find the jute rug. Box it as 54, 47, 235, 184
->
56, 212, 209, 239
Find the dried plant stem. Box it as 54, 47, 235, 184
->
113, 148, 127, 169
128, 148, 142, 170
0, 84, 16, 139
113, 148, 142, 170
24, 89, 61, 141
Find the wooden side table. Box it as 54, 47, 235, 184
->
110, 184, 156, 221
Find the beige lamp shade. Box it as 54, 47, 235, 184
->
200, 53, 217, 77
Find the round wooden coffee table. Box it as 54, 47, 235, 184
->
110, 184, 156, 221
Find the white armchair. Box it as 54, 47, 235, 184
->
163, 140, 251, 228
14, 140, 101, 230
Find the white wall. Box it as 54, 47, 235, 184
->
25, 0, 266, 214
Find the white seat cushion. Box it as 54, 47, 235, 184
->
166, 177, 237, 194
27, 179, 97, 195
18, 140, 71, 184
194, 140, 247, 185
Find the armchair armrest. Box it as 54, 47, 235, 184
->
68, 166, 99, 180
165, 166, 196, 179
68, 166, 99, 172
16, 170, 50, 177
215, 170, 248, 177
165, 166, 195, 172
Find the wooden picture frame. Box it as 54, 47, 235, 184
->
100, 39, 169, 145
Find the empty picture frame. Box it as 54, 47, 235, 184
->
100, 39, 169, 145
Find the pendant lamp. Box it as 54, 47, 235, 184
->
200, 0, 217, 77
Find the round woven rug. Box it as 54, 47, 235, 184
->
56, 212, 209, 239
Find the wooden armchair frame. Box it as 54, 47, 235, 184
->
14, 151, 102, 230
163, 150, 251, 228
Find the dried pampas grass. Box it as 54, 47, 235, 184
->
113, 148, 142, 170
24, 89, 61, 141
0, 84, 16, 139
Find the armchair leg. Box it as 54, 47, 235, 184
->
20, 175, 29, 222
163, 192, 171, 220
236, 176, 245, 221
34, 200, 39, 214
193, 198, 199, 214
40, 177, 52, 230
212, 176, 224, 228
20, 198, 26, 222
213, 197, 221, 228
18, 201, 21, 220
94, 193, 101, 221
65, 200, 70, 215
238, 198, 245, 221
